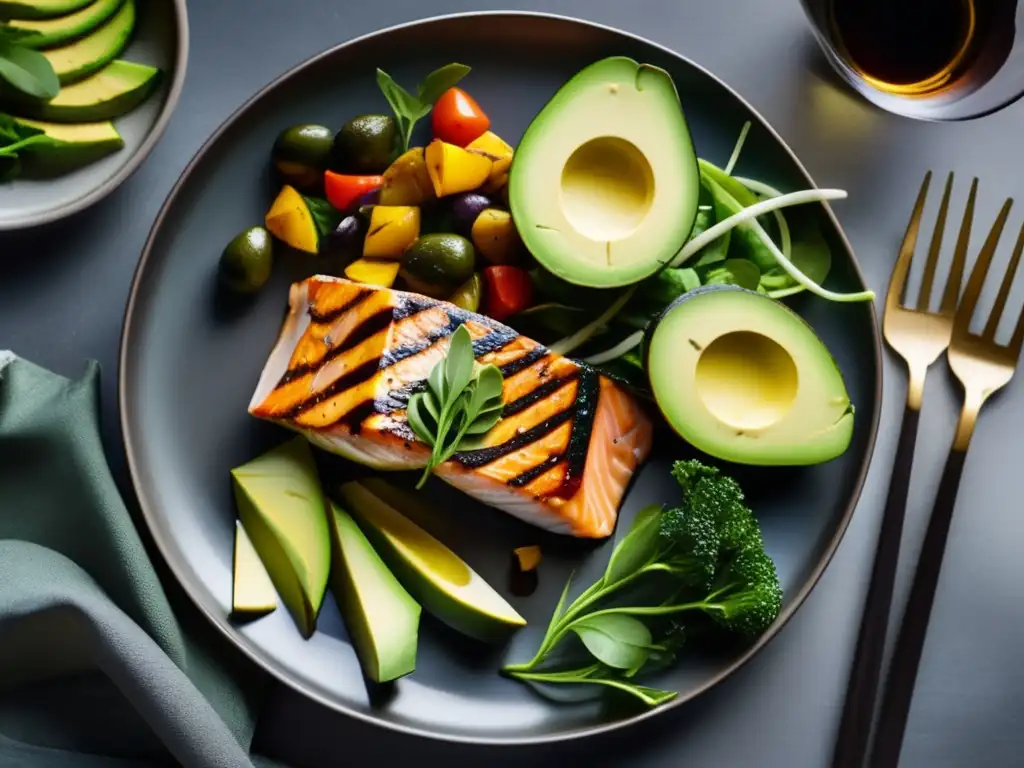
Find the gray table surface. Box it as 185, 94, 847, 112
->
3, 0, 1023, 766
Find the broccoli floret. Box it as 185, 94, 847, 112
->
657, 502, 719, 589
699, 546, 783, 639
672, 459, 761, 552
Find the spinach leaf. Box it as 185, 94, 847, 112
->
691, 178, 731, 267
303, 196, 342, 237
603, 504, 663, 587
417, 63, 471, 106
700, 258, 762, 291
699, 158, 759, 208
702, 175, 778, 273
376, 63, 471, 152
760, 215, 832, 294
571, 614, 655, 670
634, 267, 701, 309
0, 39, 58, 99
507, 665, 678, 707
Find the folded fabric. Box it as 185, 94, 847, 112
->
0, 354, 267, 767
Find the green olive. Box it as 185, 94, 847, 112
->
400, 234, 476, 299
219, 226, 274, 294
331, 114, 398, 174
272, 124, 334, 189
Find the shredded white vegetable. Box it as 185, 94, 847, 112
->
723, 121, 751, 176
734, 176, 792, 261
584, 330, 645, 365
548, 287, 636, 357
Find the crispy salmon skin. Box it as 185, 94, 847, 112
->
249, 276, 653, 538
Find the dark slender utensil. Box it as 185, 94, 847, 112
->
871, 200, 1023, 768
832, 172, 975, 768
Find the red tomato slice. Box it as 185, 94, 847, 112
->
323, 171, 383, 212
482, 266, 533, 322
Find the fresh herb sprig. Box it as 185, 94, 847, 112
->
407, 324, 504, 489
0, 28, 58, 100
0, 113, 59, 182
501, 460, 783, 708
376, 62, 470, 153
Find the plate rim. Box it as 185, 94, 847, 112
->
0, 0, 190, 232
118, 10, 883, 746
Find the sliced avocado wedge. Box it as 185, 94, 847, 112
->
338, 479, 526, 642
17, 60, 160, 122
8, 0, 125, 49
329, 501, 420, 683
230, 436, 331, 638
42, 0, 133, 84
0, 0, 91, 19
510, 56, 700, 288
12, 116, 123, 176
232, 520, 277, 617
645, 285, 854, 465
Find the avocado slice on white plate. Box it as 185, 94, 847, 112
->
509, 56, 700, 289
338, 478, 526, 643
645, 284, 855, 466
232, 520, 277, 617
12, 116, 123, 175
8, 0, 125, 49
17, 60, 160, 122
0, 0, 91, 19
329, 501, 420, 683
42, 0, 134, 84
230, 436, 331, 638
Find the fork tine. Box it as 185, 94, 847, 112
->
1009, 286, 1024, 358
917, 172, 954, 311
982, 220, 1024, 339
887, 172, 931, 314
954, 198, 1014, 334
939, 177, 979, 315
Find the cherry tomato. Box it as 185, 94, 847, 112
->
432, 87, 491, 147
323, 171, 382, 212
482, 266, 533, 322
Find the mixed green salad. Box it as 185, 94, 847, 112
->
221, 55, 870, 711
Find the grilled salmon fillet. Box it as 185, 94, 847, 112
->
249, 276, 653, 538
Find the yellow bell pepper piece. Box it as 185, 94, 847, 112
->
344, 258, 401, 288
265, 184, 320, 254
425, 139, 492, 198
467, 131, 514, 192
363, 206, 421, 260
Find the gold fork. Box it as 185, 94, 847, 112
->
870, 195, 1021, 768
832, 171, 976, 768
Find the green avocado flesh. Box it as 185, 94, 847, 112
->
0, 0, 90, 20
329, 501, 420, 683
17, 60, 160, 122
8, 0, 124, 49
42, 0, 133, 84
13, 116, 122, 175
232, 520, 277, 617
646, 285, 854, 466
338, 479, 526, 642
509, 56, 700, 289
230, 436, 330, 638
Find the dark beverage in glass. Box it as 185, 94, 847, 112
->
801, 0, 1024, 120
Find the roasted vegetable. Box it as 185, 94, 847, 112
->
449, 192, 491, 235
425, 139, 491, 197
466, 131, 513, 192
321, 214, 368, 264
265, 185, 338, 254
431, 87, 490, 147
449, 273, 483, 312
400, 233, 476, 298
272, 124, 334, 189
323, 171, 383, 213
218, 226, 274, 294
344, 258, 401, 287
379, 147, 435, 206
331, 114, 398, 174
513, 545, 542, 573
482, 266, 532, 322
363, 206, 421, 260
471, 208, 521, 265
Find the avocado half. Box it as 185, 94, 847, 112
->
645, 285, 854, 465
509, 56, 700, 289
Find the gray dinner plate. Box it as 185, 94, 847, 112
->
119, 12, 882, 745
0, 0, 188, 231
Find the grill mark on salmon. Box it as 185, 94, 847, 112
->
454, 408, 574, 469
499, 347, 547, 378
309, 287, 373, 324
285, 357, 382, 419
278, 306, 396, 386
508, 454, 565, 488
502, 371, 580, 417
551, 366, 600, 499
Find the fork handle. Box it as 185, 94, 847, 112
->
832, 404, 921, 768
868, 446, 968, 768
